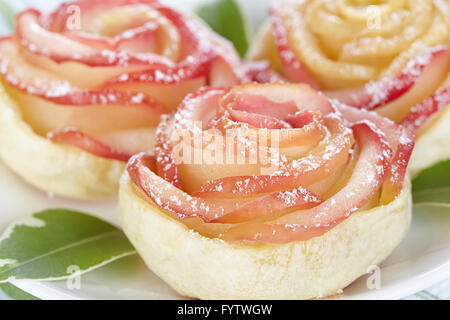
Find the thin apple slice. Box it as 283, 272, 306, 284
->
8, 85, 163, 136
114, 24, 165, 55
223, 93, 300, 120
128, 152, 321, 223
207, 35, 246, 87
17, 1, 182, 67
401, 85, 450, 133
172, 87, 231, 127
95, 127, 156, 156
227, 109, 292, 129
63, 22, 163, 55
20, 48, 142, 89
224, 83, 334, 115
194, 115, 354, 196
128, 153, 249, 221
225, 111, 326, 148
45, 0, 160, 33
51, 127, 157, 162
59, 3, 182, 60
221, 122, 392, 243
0, 38, 166, 136
48, 128, 133, 162
379, 125, 415, 205
326, 47, 450, 116
0, 37, 166, 109
244, 61, 285, 84
16, 9, 172, 67
154, 115, 181, 188
103, 78, 207, 110
222, 98, 327, 149
213, 186, 322, 223
153, 87, 224, 191
270, 3, 320, 89
335, 102, 414, 203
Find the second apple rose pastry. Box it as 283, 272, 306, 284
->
0, 0, 245, 199
119, 83, 414, 299
248, 0, 450, 176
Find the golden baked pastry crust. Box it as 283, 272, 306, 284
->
119, 172, 412, 300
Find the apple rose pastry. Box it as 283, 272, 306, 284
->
0, 0, 244, 199
119, 83, 413, 299
248, 0, 450, 176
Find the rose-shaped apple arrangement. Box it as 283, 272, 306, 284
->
248, 0, 450, 176
0, 0, 245, 199
119, 83, 413, 299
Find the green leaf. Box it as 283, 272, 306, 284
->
196, 0, 250, 57
0, 282, 39, 300
0, 0, 15, 31
0, 209, 136, 282
412, 160, 450, 206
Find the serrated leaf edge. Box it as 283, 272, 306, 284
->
0, 215, 46, 242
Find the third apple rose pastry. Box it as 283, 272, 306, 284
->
248, 0, 450, 176
119, 82, 413, 299
0, 0, 244, 199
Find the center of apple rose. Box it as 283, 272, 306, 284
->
128, 83, 414, 243
164, 85, 341, 194
79, 5, 181, 61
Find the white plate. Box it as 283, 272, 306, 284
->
0, 0, 450, 300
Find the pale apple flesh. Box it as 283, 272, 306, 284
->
269, 3, 320, 89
